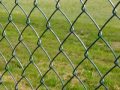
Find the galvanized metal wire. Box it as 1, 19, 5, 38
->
0, 0, 120, 90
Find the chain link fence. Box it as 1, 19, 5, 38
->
0, 0, 120, 90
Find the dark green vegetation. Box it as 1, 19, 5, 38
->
0, 0, 120, 90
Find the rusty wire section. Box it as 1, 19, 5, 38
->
0, 0, 120, 90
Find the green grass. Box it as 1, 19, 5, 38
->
0, 0, 120, 90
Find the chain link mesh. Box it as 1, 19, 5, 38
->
0, 0, 120, 90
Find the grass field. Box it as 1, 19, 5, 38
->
0, 0, 120, 90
